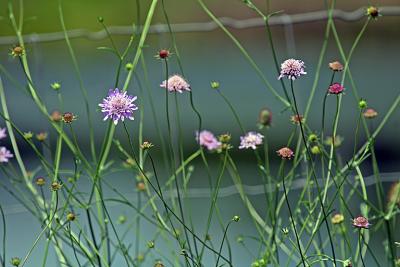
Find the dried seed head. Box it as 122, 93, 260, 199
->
276, 147, 294, 160
62, 112, 76, 124
157, 49, 170, 59
35, 177, 46, 186
136, 182, 146, 192
367, 6, 379, 18
50, 181, 62, 191
363, 108, 378, 119
328, 61, 343, 71
140, 141, 154, 150
290, 114, 305, 125
11, 45, 24, 57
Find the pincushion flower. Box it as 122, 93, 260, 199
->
276, 147, 294, 159
352, 216, 371, 229
278, 59, 307, 80
99, 88, 138, 125
0, 147, 13, 163
160, 74, 191, 93
196, 130, 221, 151
328, 83, 345, 95
0, 127, 7, 140
239, 132, 264, 150
363, 108, 378, 119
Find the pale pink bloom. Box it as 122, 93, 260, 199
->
352, 216, 371, 229
0, 128, 6, 140
278, 59, 307, 80
160, 74, 191, 93
277, 147, 294, 160
0, 147, 13, 163
196, 130, 221, 151
239, 132, 264, 150
328, 83, 345, 94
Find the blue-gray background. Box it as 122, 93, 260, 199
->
0, 0, 399, 266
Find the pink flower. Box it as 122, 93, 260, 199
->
352, 216, 370, 229
239, 132, 264, 150
196, 130, 221, 151
160, 75, 191, 93
0, 128, 6, 140
99, 88, 138, 125
0, 147, 13, 163
328, 83, 345, 94
363, 108, 378, 119
278, 59, 307, 80
277, 147, 294, 160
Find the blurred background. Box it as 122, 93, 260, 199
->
0, 0, 399, 266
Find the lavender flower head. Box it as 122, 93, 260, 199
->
0, 127, 7, 140
196, 130, 221, 151
239, 132, 264, 150
99, 88, 138, 125
160, 74, 191, 93
352, 216, 371, 229
0, 147, 13, 163
278, 59, 307, 80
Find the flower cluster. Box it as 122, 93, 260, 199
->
160, 75, 191, 93
328, 83, 345, 95
99, 88, 138, 125
239, 132, 264, 150
278, 59, 307, 80
196, 130, 221, 151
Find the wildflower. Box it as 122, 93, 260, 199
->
160, 74, 191, 93
0, 147, 13, 163
125, 63, 133, 71
62, 112, 76, 124
0, 127, 6, 140
51, 82, 61, 90
290, 114, 305, 124
308, 133, 318, 142
50, 181, 62, 191
156, 49, 170, 59
278, 58, 307, 80
35, 177, 46, 186
140, 141, 154, 150
196, 130, 221, 151
137, 182, 146, 192
257, 108, 272, 128
328, 83, 345, 95
329, 60, 344, 72
147, 240, 155, 248
11, 257, 21, 266
277, 147, 294, 160
66, 212, 76, 221
331, 213, 344, 224
210, 81, 220, 89
50, 110, 62, 122
311, 145, 321, 154
11, 45, 24, 57
324, 135, 343, 147
36, 132, 48, 142
363, 108, 378, 119
99, 88, 138, 125
367, 6, 380, 19
232, 215, 240, 222
239, 132, 264, 150
359, 99, 368, 109
352, 216, 371, 229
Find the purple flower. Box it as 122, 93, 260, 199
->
278, 59, 307, 80
0, 128, 7, 140
99, 89, 138, 125
196, 130, 221, 151
0, 147, 13, 163
328, 83, 345, 94
239, 132, 264, 150
160, 75, 191, 93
